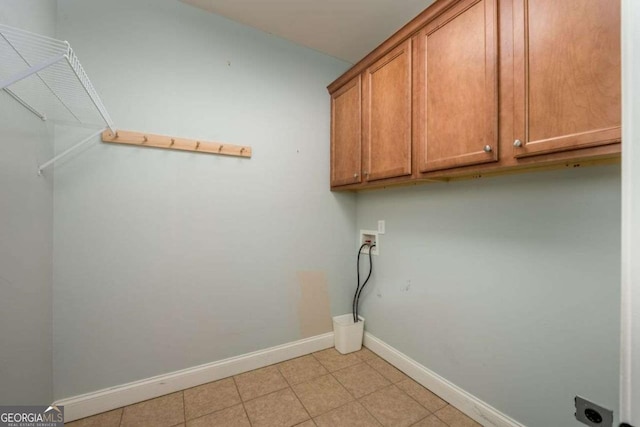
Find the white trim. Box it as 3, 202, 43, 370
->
55, 332, 334, 422
621, 0, 640, 423
57, 329, 528, 426
363, 332, 525, 427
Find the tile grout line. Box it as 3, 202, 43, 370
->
328, 369, 362, 400
363, 357, 407, 384
433, 407, 456, 427
181, 391, 186, 426
351, 377, 441, 427
231, 376, 253, 427
331, 370, 393, 402
352, 382, 394, 426
236, 366, 290, 402
275, 360, 314, 424
394, 382, 439, 416
318, 372, 355, 410
356, 399, 383, 426
186, 370, 439, 427
308, 399, 364, 424
239, 383, 295, 405
371, 381, 443, 426
399, 381, 451, 412
311, 348, 362, 371
77, 345, 460, 427
180, 379, 250, 424
310, 366, 389, 425
361, 351, 454, 423
425, 405, 454, 427
335, 361, 395, 395
287, 383, 314, 423
275, 362, 294, 388
410, 413, 441, 427
281, 361, 354, 422
293, 366, 387, 421
324, 348, 396, 410
278, 350, 365, 422
329, 360, 366, 375
183, 401, 253, 426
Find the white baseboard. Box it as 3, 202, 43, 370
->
56, 332, 334, 422
57, 329, 524, 426
363, 332, 525, 427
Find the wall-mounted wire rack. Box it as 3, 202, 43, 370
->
0, 24, 116, 174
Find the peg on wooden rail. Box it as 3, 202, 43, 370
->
218, 145, 223, 152
142, 135, 148, 143
240, 147, 245, 154
114, 132, 119, 139
196, 141, 201, 149
170, 138, 175, 147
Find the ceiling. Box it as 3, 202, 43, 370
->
180, 0, 435, 63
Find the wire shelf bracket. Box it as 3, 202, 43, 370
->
0, 24, 116, 174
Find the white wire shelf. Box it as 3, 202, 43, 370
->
0, 24, 116, 174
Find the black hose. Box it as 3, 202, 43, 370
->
355, 244, 375, 322
354, 243, 369, 323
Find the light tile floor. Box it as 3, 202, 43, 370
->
66, 346, 482, 427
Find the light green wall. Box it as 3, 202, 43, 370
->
1, 2, 623, 422
53, 0, 355, 399
0, 0, 56, 405
356, 165, 621, 426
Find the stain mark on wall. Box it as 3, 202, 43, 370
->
296, 271, 333, 338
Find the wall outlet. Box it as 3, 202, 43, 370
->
378, 220, 386, 234
574, 396, 613, 427
359, 229, 379, 255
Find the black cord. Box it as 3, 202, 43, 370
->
354, 243, 369, 323
355, 244, 375, 322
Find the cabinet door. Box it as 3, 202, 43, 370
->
363, 39, 412, 182
512, 0, 621, 158
415, 0, 498, 173
331, 76, 362, 187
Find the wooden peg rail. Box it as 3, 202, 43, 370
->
101, 130, 252, 158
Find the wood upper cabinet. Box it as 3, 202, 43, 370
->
363, 39, 413, 182
331, 75, 362, 187
415, 0, 498, 173
512, 0, 621, 158
327, 0, 622, 190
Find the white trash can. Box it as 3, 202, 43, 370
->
333, 314, 364, 354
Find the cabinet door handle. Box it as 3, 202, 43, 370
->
353, 173, 359, 178
514, 139, 523, 148
483, 145, 492, 153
